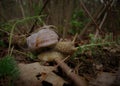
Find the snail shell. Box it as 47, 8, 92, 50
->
27, 26, 59, 49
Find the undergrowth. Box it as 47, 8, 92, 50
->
0, 15, 45, 56
70, 34, 119, 76
69, 9, 89, 35
73, 33, 115, 58
0, 55, 19, 86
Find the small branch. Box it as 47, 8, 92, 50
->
8, 23, 16, 55
18, 0, 26, 18
18, 0, 29, 32
72, 33, 78, 43
79, 5, 104, 39
0, 29, 10, 35
95, 12, 108, 38
94, 0, 115, 38
79, 0, 102, 33
97, 0, 114, 20
29, 0, 49, 33
55, 58, 87, 86
80, 42, 115, 48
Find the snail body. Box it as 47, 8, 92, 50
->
54, 41, 77, 54
38, 51, 64, 62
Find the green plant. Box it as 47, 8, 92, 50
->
14, 50, 37, 60
69, 9, 89, 35
89, 33, 115, 44
72, 34, 115, 59
73, 43, 111, 58
0, 15, 46, 55
27, 52, 37, 60
0, 22, 13, 32
0, 55, 19, 86
32, 0, 43, 15
7, 15, 45, 55
0, 55, 19, 79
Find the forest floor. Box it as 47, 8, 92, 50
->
0, 34, 120, 86
0, 38, 120, 86
16, 41, 120, 86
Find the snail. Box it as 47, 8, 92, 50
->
27, 25, 78, 57
27, 25, 78, 54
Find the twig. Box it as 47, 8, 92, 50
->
79, 5, 104, 39
79, 0, 102, 33
18, 0, 29, 32
9, 46, 14, 56
97, 0, 114, 20
0, 29, 10, 35
79, 0, 113, 39
72, 33, 78, 43
54, 55, 70, 68
29, 0, 49, 33
55, 58, 87, 86
8, 16, 43, 54
94, 0, 115, 38
38, 56, 70, 83
18, 0, 26, 18
95, 12, 108, 38
8, 23, 16, 55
